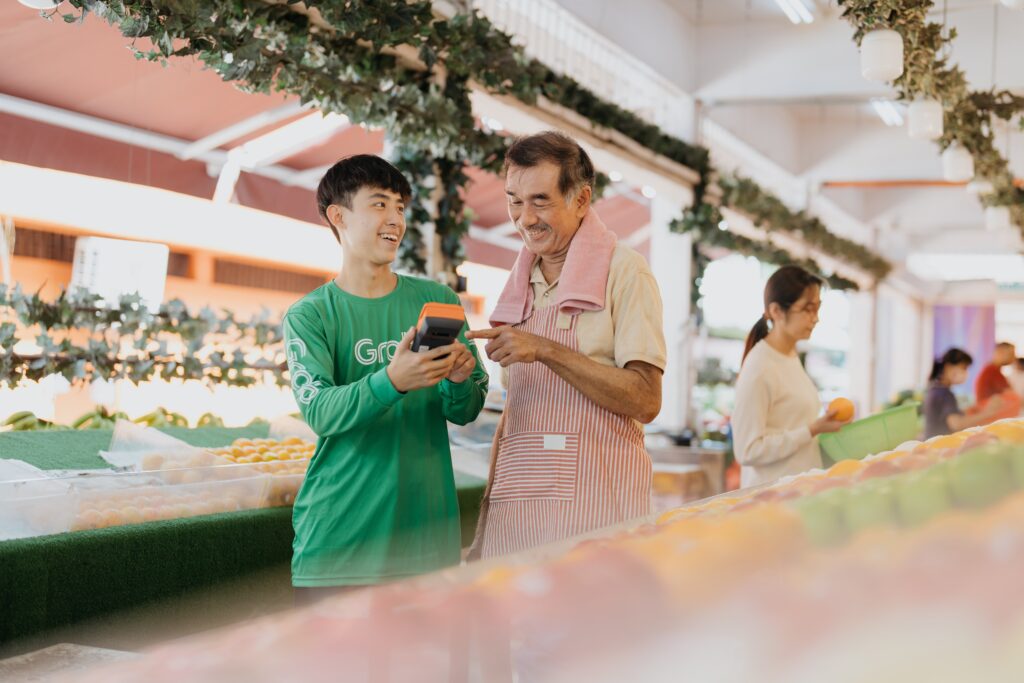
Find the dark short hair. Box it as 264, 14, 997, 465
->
742, 266, 824, 364
316, 155, 412, 242
997, 341, 1015, 351
503, 131, 595, 200
930, 347, 973, 381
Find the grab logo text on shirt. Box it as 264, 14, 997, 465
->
286, 338, 324, 405
354, 338, 400, 366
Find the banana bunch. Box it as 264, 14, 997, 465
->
3, 411, 67, 431
197, 412, 225, 428
134, 407, 189, 428
72, 407, 130, 430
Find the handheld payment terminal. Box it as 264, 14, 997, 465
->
411, 303, 466, 354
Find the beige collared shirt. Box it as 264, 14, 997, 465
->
502, 244, 666, 386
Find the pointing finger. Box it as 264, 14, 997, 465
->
466, 328, 501, 340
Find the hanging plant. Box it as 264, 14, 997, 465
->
41, 0, 887, 292
838, 0, 1024, 233
0, 284, 286, 388
672, 202, 860, 315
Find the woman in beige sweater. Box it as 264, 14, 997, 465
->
731, 266, 850, 488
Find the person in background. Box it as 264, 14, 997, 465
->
924, 348, 1004, 439
975, 341, 1016, 403
731, 265, 850, 489
1009, 358, 1024, 408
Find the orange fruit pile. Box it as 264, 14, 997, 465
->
209, 437, 314, 464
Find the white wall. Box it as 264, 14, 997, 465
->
694, 18, 872, 103
705, 105, 805, 176
846, 290, 874, 414
873, 283, 928, 408
648, 196, 693, 432
551, 0, 698, 93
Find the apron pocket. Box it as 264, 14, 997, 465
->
490, 432, 579, 502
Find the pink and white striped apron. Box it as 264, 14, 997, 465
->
479, 305, 652, 559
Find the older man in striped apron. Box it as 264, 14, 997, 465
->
467, 131, 667, 558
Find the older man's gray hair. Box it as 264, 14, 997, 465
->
503, 131, 595, 202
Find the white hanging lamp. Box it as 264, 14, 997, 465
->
860, 29, 904, 82
941, 143, 974, 183
908, 98, 943, 140
985, 206, 1012, 232
17, 0, 59, 8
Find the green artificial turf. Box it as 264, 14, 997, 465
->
0, 425, 271, 471
0, 508, 294, 643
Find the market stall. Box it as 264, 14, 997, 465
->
23, 418, 1024, 681
0, 426, 486, 644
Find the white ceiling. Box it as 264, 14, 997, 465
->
673, 0, 992, 26
557, 0, 1024, 268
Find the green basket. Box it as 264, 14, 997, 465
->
819, 402, 921, 465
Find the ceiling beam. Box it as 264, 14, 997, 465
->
211, 113, 350, 203
0, 93, 315, 190
703, 93, 892, 108
284, 164, 335, 190
176, 101, 308, 160
824, 179, 968, 189
1, 160, 338, 272
823, 178, 1024, 189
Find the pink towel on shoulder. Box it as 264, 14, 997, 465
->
489, 209, 617, 326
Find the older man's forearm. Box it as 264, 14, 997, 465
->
537, 341, 662, 423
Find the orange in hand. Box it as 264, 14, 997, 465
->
828, 397, 855, 422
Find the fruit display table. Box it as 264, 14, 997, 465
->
54, 419, 1024, 683
0, 425, 270, 470
0, 427, 486, 644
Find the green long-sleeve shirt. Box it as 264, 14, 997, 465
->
283, 276, 488, 586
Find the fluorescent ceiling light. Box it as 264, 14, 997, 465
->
871, 98, 904, 127
774, 0, 814, 24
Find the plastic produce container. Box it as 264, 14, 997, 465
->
0, 479, 78, 540
819, 402, 922, 465
71, 474, 270, 531
244, 458, 309, 507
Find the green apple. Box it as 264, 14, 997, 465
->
843, 479, 897, 535
947, 447, 1013, 509
895, 468, 952, 527
791, 488, 848, 546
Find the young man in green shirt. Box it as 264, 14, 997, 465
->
283, 155, 488, 594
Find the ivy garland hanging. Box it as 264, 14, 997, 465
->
44, 0, 887, 287
4, 0, 906, 389
0, 284, 286, 389
677, 174, 890, 287
838, 0, 1024, 232
674, 204, 860, 322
